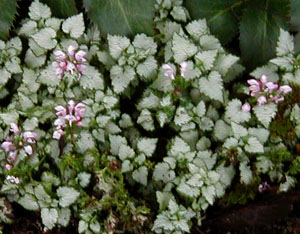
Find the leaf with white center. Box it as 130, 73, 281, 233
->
195, 50, 218, 71
174, 107, 192, 127
0, 69, 10, 86
137, 138, 158, 157
214, 119, 232, 141
152, 212, 174, 232
137, 56, 157, 79
153, 162, 175, 183
45, 18, 62, 31
187, 174, 204, 187
250, 63, 279, 82
202, 185, 215, 205
199, 71, 223, 102
62, 13, 85, 38
6, 37, 22, 52
5, 57, 21, 74
217, 164, 235, 186
196, 136, 211, 151
132, 166, 148, 186
76, 131, 95, 153
41, 171, 60, 186
57, 187, 80, 207
200, 35, 221, 50
225, 99, 251, 124
119, 114, 133, 128
231, 122, 248, 139
29, 1, 51, 20
255, 156, 273, 173
90, 220, 101, 233
169, 137, 190, 157
253, 103, 277, 128
157, 111, 169, 128
186, 19, 209, 39
137, 109, 155, 131
78, 172, 91, 188
240, 161, 253, 185
121, 160, 133, 173
32, 28, 57, 50
0, 111, 18, 125
41, 208, 58, 230
171, 6, 187, 22
215, 54, 239, 76
118, 144, 135, 160
177, 181, 200, 198
199, 116, 214, 131
25, 49, 46, 68
103, 95, 118, 109
182, 60, 201, 80
195, 150, 216, 170
249, 128, 270, 144
270, 56, 294, 71
172, 33, 198, 63
35, 184, 51, 204
78, 220, 88, 233
279, 175, 296, 192
18, 194, 39, 211
156, 191, 173, 211
57, 208, 71, 227
133, 33, 157, 55
137, 92, 160, 110
207, 171, 221, 184
245, 137, 264, 153
223, 137, 238, 149
80, 66, 104, 90
108, 35, 130, 59
276, 29, 294, 56
109, 135, 127, 156
193, 101, 206, 117
110, 65, 135, 93
19, 20, 37, 35
23, 117, 38, 130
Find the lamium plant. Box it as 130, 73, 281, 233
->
0, 0, 299, 233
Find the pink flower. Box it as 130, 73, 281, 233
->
241, 102, 251, 112
270, 95, 285, 103
162, 64, 175, 80
23, 131, 38, 144
6, 175, 20, 184
260, 74, 268, 84
1, 141, 14, 152
53, 129, 64, 140
10, 123, 19, 135
5, 164, 11, 170
257, 95, 267, 106
54, 118, 66, 128
74, 103, 86, 118
264, 82, 278, 92
180, 61, 187, 77
7, 151, 17, 163
258, 181, 270, 193
279, 85, 292, 94
247, 79, 261, 96
24, 145, 33, 155
55, 106, 67, 116
53, 45, 87, 80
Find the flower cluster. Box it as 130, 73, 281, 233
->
162, 61, 187, 79
53, 100, 87, 140
1, 123, 37, 170
247, 75, 292, 106
52, 45, 87, 80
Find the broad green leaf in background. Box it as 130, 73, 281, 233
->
185, 0, 243, 44
41, 0, 77, 18
83, 0, 155, 37
0, 0, 18, 40
240, 0, 289, 69
290, 0, 300, 31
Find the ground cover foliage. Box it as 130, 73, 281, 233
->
0, 0, 299, 233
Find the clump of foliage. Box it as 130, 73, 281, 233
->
0, 0, 299, 233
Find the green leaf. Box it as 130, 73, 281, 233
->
108, 35, 130, 59
153, 162, 175, 183
80, 66, 104, 90
62, 13, 85, 38
291, 0, 300, 31
57, 187, 80, 207
57, 208, 71, 227
239, 161, 253, 185
185, 0, 242, 44
41, 0, 77, 18
41, 208, 58, 230
83, 0, 155, 37
199, 71, 223, 102
245, 137, 264, 153
172, 34, 198, 63
276, 29, 294, 56
240, 0, 289, 69
0, 0, 18, 40
110, 65, 135, 93
225, 99, 251, 124
77, 172, 91, 188
32, 28, 57, 50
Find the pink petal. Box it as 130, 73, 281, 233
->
7, 151, 17, 163
1, 141, 14, 152
10, 123, 19, 135
241, 102, 251, 112
260, 75, 268, 84
257, 96, 267, 106
76, 64, 87, 74
247, 79, 260, 86
53, 50, 66, 61
23, 131, 38, 143
279, 85, 292, 94
66, 62, 76, 74
75, 50, 87, 62
24, 145, 33, 155
54, 118, 66, 127
55, 106, 67, 116
180, 61, 188, 77
5, 164, 11, 170
68, 100, 76, 113
67, 45, 76, 58
265, 82, 278, 92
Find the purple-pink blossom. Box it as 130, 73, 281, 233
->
53, 45, 87, 80
246, 74, 292, 106
1, 123, 37, 170
180, 62, 188, 77
162, 64, 175, 80
258, 181, 270, 193
241, 102, 251, 112
53, 100, 86, 140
